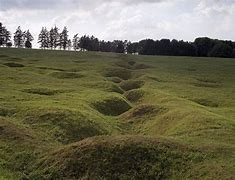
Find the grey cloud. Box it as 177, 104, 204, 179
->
0, 0, 165, 10
0, 0, 234, 48
0, 0, 65, 10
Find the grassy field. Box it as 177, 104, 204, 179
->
0, 48, 234, 179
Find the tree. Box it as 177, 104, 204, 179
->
208, 43, 233, 58
114, 40, 125, 53
232, 49, 235, 58
173, 40, 197, 56
79, 35, 89, 51
14, 26, 24, 48
67, 39, 72, 50
48, 27, 54, 49
78, 35, 100, 51
0, 22, 3, 46
4, 29, 11, 46
48, 26, 60, 49
59, 26, 69, 50
90, 36, 99, 51
138, 39, 156, 55
38, 27, 49, 49
6, 42, 12, 48
99, 40, 113, 52
24, 30, 34, 48
72, 34, 79, 51
170, 39, 179, 56
53, 26, 60, 49
158, 39, 171, 55
194, 37, 215, 57
127, 42, 139, 54
0, 22, 11, 47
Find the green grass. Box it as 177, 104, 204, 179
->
0, 48, 234, 179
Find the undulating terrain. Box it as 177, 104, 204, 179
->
0, 48, 234, 179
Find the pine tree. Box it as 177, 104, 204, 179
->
38, 27, 49, 49
72, 34, 79, 51
24, 30, 34, 48
0, 22, 11, 47
59, 26, 69, 50
48, 27, 54, 49
67, 39, 72, 50
14, 26, 24, 48
48, 26, 59, 49
53, 26, 60, 49
0, 23, 3, 46
4, 29, 11, 45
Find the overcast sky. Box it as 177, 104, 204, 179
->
0, 0, 234, 47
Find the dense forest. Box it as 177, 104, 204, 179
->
0, 22, 235, 58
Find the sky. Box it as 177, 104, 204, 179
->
0, 0, 235, 47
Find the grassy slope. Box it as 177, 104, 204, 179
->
0, 48, 234, 179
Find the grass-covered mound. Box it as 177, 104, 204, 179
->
124, 89, 145, 102
119, 80, 144, 91
30, 136, 203, 179
107, 76, 123, 83
106, 83, 124, 94
0, 117, 34, 142
0, 117, 39, 179
122, 104, 167, 119
23, 108, 106, 143
92, 96, 132, 116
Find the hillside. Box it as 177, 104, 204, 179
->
0, 48, 234, 179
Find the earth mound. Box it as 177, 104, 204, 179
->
123, 104, 166, 119
23, 108, 106, 143
108, 77, 123, 83
124, 89, 145, 102
29, 136, 202, 179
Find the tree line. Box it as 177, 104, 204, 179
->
1, 22, 235, 58
0, 23, 34, 48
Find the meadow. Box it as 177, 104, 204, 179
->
0, 48, 234, 179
